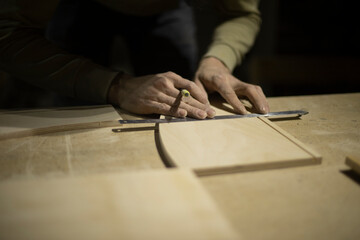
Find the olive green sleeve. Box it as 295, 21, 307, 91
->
0, 10, 118, 104
204, 0, 261, 72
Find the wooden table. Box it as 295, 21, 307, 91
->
0, 93, 359, 239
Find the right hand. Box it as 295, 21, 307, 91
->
107, 71, 216, 119
194, 57, 269, 114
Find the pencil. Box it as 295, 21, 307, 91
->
181, 89, 190, 97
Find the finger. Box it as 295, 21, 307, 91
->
194, 78, 216, 117
162, 87, 216, 118
156, 92, 208, 119
256, 87, 270, 113
194, 78, 208, 98
147, 100, 188, 118
239, 85, 268, 114
165, 72, 209, 105
217, 85, 247, 114
183, 95, 216, 118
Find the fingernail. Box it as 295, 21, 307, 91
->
179, 109, 187, 117
207, 109, 216, 118
198, 110, 207, 119
238, 107, 247, 115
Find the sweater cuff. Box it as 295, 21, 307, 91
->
75, 64, 119, 104
203, 44, 238, 72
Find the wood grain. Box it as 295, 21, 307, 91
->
0, 93, 358, 240
0, 169, 239, 240
201, 165, 360, 240
159, 104, 321, 175
0, 105, 121, 140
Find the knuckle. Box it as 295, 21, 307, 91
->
243, 84, 253, 92
249, 86, 261, 94
164, 71, 178, 78
212, 74, 228, 88
223, 91, 234, 96
154, 73, 165, 78
251, 84, 262, 92
248, 84, 260, 90
220, 87, 233, 96
213, 74, 226, 82
186, 81, 197, 90
154, 76, 171, 89
254, 85, 262, 90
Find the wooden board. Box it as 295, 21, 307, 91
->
345, 156, 360, 175
201, 165, 360, 240
159, 105, 321, 176
0, 105, 121, 140
0, 169, 239, 240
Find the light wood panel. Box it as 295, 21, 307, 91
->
0, 105, 121, 140
159, 105, 321, 176
0, 93, 358, 240
0, 169, 239, 240
345, 156, 360, 175
201, 165, 360, 240
0, 125, 165, 180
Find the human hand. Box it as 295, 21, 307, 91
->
107, 71, 216, 119
194, 57, 270, 114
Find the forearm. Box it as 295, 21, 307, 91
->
204, 0, 261, 72
0, 28, 118, 103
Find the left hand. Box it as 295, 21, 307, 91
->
107, 71, 216, 119
194, 57, 270, 115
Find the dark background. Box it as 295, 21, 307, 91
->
1, 0, 359, 108
195, 0, 360, 97
236, 0, 360, 96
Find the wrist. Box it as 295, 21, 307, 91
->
107, 71, 131, 106
198, 56, 231, 74
199, 56, 231, 73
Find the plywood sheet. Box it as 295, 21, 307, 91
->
0, 169, 239, 240
345, 156, 360, 175
159, 106, 321, 176
0, 105, 121, 140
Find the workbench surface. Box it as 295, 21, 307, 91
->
1, 93, 359, 240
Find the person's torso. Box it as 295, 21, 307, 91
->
95, 0, 180, 16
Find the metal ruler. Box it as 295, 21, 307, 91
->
119, 110, 308, 124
